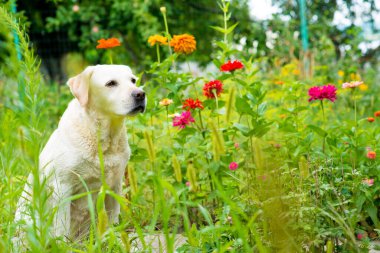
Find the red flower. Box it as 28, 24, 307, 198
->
357, 233, 364, 240
367, 151, 376, 160
182, 98, 204, 111
203, 80, 223, 99
172, 111, 195, 129
220, 60, 244, 72
375, 111, 380, 117
368, 117, 375, 123
96, 38, 121, 49
308, 84, 337, 103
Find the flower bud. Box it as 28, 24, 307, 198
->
160, 6, 166, 13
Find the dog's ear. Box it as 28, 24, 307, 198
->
67, 66, 95, 107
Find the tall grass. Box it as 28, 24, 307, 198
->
0, 1, 376, 252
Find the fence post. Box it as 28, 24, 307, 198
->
299, 0, 312, 78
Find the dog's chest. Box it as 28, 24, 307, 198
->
71, 144, 130, 192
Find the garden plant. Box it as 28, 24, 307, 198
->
0, 1, 380, 252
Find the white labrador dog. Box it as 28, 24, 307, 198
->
14, 65, 146, 240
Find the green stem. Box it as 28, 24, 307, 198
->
320, 100, 326, 154
213, 90, 220, 129
108, 50, 113, 64
223, 1, 228, 44
156, 44, 161, 63
166, 106, 171, 137
198, 110, 204, 131
187, 61, 199, 98
162, 9, 175, 69
352, 88, 358, 169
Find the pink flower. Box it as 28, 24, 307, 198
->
72, 4, 80, 12
308, 85, 337, 102
362, 178, 374, 186
357, 233, 364, 240
186, 181, 190, 187
342, 81, 363, 89
92, 26, 99, 33
234, 143, 239, 149
229, 162, 238, 171
172, 111, 195, 129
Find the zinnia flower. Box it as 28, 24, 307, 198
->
159, 98, 173, 106
172, 111, 195, 129
148, 35, 168, 46
169, 34, 196, 54
229, 162, 238, 171
363, 178, 374, 186
274, 80, 284, 85
342, 81, 363, 89
182, 98, 204, 111
220, 60, 244, 72
96, 38, 121, 49
367, 117, 375, 123
203, 80, 223, 99
374, 111, 380, 117
308, 85, 337, 102
367, 151, 376, 159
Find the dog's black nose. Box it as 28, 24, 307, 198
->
132, 90, 145, 101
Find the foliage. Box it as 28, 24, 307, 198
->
0, 1, 380, 253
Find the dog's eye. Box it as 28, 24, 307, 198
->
131, 78, 136, 84
105, 80, 118, 87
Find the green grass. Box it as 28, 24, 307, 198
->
1, 2, 380, 253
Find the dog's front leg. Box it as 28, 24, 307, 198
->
50, 179, 72, 239
106, 178, 122, 224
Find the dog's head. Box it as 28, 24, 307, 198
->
67, 65, 146, 117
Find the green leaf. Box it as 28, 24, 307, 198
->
235, 96, 252, 115
226, 22, 239, 35
307, 125, 327, 137
210, 25, 226, 34
233, 123, 250, 136
366, 204, 380, 227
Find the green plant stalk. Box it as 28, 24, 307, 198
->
161, 9, 176, 70
213, 90, 220, 129
222, 1, 228, 44
320, 100, 326, 154
198, 110, 205, 131
187, 61, 200, 98
109, 50, 113, 64
156, 44, 161, 64
352, 88, 358, 169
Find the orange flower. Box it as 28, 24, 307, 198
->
96, 38, 121, 49
148, 35, 168, 46
368, 117, 375, 123
375, 111, 380, 117
367, 151, 376, 160
169, 34, 196, 54
274, 80, 284, 85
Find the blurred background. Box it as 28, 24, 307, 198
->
1, 0, 379, 82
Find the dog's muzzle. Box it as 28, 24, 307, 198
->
128, 89, 146, 115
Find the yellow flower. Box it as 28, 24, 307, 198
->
159, 98, 173, 106
148, 35, 168, 47
169, 34, 196, 54
338, 70, 344, 77
359, 84, 368, 91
